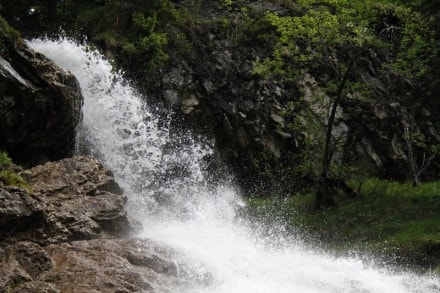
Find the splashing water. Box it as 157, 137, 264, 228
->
29, 38, 440, 293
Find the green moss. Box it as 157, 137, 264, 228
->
0, 15, 20, 40
0, 15, 21, 55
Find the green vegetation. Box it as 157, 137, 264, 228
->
1, 0, 440, 270
247, 179, 440, 272
249, 0, 439, 206
0, 15, 21, 53
0, 151, 29, 190
0, 170, 28, 188
1, 0, 197, 74
65, 0, 195, 74
0, 15, 20, 39
0, 151, 13, 165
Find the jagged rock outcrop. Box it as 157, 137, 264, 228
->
0, 156, 207, 292
0, 239, 195, 292
0, 156, 133, 244
0, 17, 83, 167
150, 2, 440, 185
142, 1, 440, 190
141, 3, 300, 193
337, 54, 440, 180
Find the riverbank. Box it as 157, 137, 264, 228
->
246, 179, 440, 274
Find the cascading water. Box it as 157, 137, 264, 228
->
29, 38, 439, 293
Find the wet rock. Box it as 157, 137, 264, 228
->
13, 241, 54, 279
0, 186, 43, 237
0, 255, 33, 290
181, 94, 200, 114
0, 156, 134, 244
17, 156, 134, 243
0, 155, 215, 292
0, 239, 194, 293
24, 156, 123, 198
0, 19, 83, 167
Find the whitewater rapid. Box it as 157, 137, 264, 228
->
29, 38, 440, 293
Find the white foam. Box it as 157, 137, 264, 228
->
28, 37, 440, 293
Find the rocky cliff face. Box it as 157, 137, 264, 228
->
0, 156, 203, 292
336, 53, 440, 180
138, 2, 300, 194
0, 18, 83, 167
140, 2, 440, 187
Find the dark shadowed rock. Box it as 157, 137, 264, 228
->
0, 187, 43, 236
154, 10, 299, 194
0, 18, 83, 167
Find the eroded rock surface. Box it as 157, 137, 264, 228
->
0, 156, 133, 244
0, 156, 208, 292
1, 239, 193, 293
0, 186, 43, 236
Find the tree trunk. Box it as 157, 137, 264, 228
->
404, 127, 420, 187
321, 50, 364, 177
315, 50, 364, 208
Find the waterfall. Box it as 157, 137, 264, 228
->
28, 38, 439, 293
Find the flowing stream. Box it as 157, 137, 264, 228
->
29, 38, 440, 293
